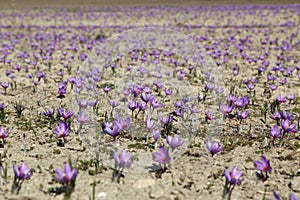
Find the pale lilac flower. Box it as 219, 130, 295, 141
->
166, 135, 184, 150
113, 149, 133, 168
153, 146, 171, 167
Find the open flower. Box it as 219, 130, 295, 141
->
113, 149, 133, 169
54, 163, 77, 185
254, 155, 272, 181
13, 162, 32, 180
112, 149, 133, 182
0, 126, 9, 144
12, 162, 33, 194
153, 146, 171, 171
255, 156, 272, 173
52, 121, 70, 143
224, 166, 244, 185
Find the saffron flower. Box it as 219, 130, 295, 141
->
205, 141, 222, 157
54, 163, 77, 184
54, 162, 77, 199
113, 149, 133, 169
223, 166, 244, 199
0, 126, 9, 144
104, 123, 120, 139
58, 108, 73, 121
114, 116, 131, 131
76, 111, 90, 124
254, 155, 272, 181
281, 119, 297, 133
112, 149, 133, 182
166, 135, 184, 150
153, 146, 171, 171
12, 162, 33, 194
270, 125, 282, 139
52, 121, 70, 143
224, 166, 244, 185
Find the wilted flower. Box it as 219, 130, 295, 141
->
205, 141, 222, 157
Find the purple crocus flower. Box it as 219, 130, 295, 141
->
42, 109, 55, 118
166, 135, 184, 150
221, 104, 234, 116
270, 111, 282, 121
1, 82, 9, 94
153, 146, 171, 170
141, 93, 151, 103
58, 108, 73, 121
52, 121, 70, 143
152, 129, 161, 142
113, 149, 133, 168
103, 86, 111, 94
289, 193, 298, 200
77, 111, 90, 124
128, 99, 137, 112
280, 110, 294, 121
54, 163, 77, 184
270, 125, 282, 139
227, 93, 236, 104
114, 116, 131, 131
254, 156, 272, 173
145, 116, 157, 131
235, 98, 245, 108
0, 126, 9, 144
150, 97, 164, 109
137, 102, 147, 112
104, 123, 120, 139
13, 162, 32, 180
281, 119, 297, 133
108, 99, 120, 108
224, 166, 244, 185
205, 111, 215, 121
164, 88, 173, 96
205, 141, 222, 157
237, 110, 248, 120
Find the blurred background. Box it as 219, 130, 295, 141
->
1, 0, 299, 8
